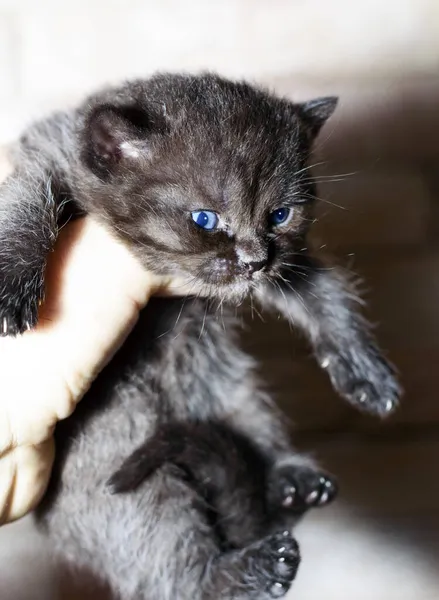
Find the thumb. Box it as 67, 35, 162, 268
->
0, 437, 55, 524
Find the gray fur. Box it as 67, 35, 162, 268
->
39, 298, 316, 599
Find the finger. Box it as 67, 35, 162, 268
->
0, 437, 55, 525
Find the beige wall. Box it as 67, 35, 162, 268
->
0, 0, 438, 146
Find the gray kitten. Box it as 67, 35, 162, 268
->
0, 73, 401, 599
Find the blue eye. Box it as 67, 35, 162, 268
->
191, 210, 219, 230
269, 207, 292, 227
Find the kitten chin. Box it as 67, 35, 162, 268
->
155, 278, 253, 306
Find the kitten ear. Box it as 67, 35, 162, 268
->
82, 104, 155, 176
298, 96, 338, 137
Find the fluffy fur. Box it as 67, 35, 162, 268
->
0, 73, 401, 598
39, 297, 335, 599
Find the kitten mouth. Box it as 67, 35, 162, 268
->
176, 259, 272, 304
162, 269, 255, 304
200, 260, 267, 285
195, 272, 267, 305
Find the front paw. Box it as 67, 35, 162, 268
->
317, 342, 401, 417
0, 272, 44, 336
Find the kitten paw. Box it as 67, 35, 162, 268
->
269, 464, 337, 513
317, 343, 401, 417
0, 273, 44, 336
251, 531, 300, 598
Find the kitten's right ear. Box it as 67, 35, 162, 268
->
298, 96, 338, 138
81, 104, 156, 177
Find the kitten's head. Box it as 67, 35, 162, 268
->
77, 73, 337, 301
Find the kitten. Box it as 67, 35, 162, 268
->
0, 73, 399, 416
0, 73, 401, 599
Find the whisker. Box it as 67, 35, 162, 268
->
302, 169, 359, 182
219, 295, 226, 331
273, 280, 293, 331
301, 191, 347, 211
172, 294, 190, 332
291, 283, 312, 312
281, 260, 313, 271
251, 300, 265, 323
281, 263, 310, 278
199, 299, 209, 340
294, 161, 328, 177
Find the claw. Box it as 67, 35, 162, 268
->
281, 485, 296, 507
318, 491, 329, 505
385, 399, 394, 412
305, 490, 319, 504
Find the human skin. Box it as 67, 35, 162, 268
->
0, 159, 179, 523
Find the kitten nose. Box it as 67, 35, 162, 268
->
244, 259, 266, 274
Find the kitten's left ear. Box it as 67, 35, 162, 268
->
80, 102, 166, 178
298, 96, 338, 137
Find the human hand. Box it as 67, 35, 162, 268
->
0, 215, 176, 524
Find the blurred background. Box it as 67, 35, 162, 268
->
1, 0, 439, 598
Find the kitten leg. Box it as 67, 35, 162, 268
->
226, 400, 338, 515
267, 458, 337, 515
256, 255, 401, 416
203, 530, 300, 600
0, 168, 59, 335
